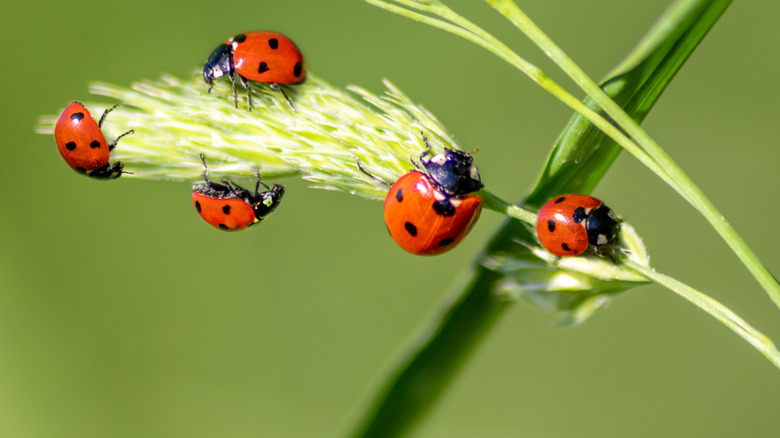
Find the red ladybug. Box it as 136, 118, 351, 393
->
359, 133, 483, 256
54, 101, 133, 179
203, 31, 306, 109
192, 154, 285, 231
536, 194, 619, 257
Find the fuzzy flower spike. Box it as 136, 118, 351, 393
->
38, 71, 464, 202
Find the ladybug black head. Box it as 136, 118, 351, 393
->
585, 204, 619, 254
203, 43, 233, 87
422, 148, 483, 196
252, 184, 285, 220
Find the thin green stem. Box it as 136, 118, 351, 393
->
488, 0, 780, 311
624, 259, 780, 370
480, 190, 535, 224
368, 0, 676, 189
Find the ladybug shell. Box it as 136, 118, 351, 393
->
230, 31, 306, 84
54, 102, 110, 172
384, 171, 482, 256
536, 194, 604, 257
192, 188, 258, 231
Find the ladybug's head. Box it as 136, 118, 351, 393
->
252, 184, 285, 220
422, 148, 483, 196
202, 43, 233, 87
585, 204, 619, 254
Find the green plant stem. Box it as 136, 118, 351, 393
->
488, 0, 780, 311
480, 190, 535, 224
624, 259, 780, 369
367, 0, 675, 190
349, 268, 516, 438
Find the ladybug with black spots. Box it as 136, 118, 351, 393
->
536, 194, 619, 257
54, 101, 133, 179
203, 31, 306, 109
192, 154, 285, 231
358, 133, 483, 256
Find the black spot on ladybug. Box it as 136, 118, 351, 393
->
90, 140, 101, 149
195, 201, 202, 213
233, 34, 247, 43
554, 196, 566, 204
432, 200, 456, 217
561, 243, 571, 252
395, 188, 403, 203
547, 219, 555, 232
294, 62, 303, 77
404, 221, 418, 237
438, 237, 454, 247
66, 141, 77, 151
268, 38, 279, 49
219, 224, 229, 230
71, 112, 85, 122
258, 62, 269, 74
572, 207, 587, 223
222, 205, 231, 215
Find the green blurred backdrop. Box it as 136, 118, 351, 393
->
2, 0, 779, 436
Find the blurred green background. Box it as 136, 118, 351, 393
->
2, 0, 779, 436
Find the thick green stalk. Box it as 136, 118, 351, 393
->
349, 268, 514, 438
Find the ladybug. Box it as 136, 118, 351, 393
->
203, 31, 306, 110
192, 154, 285, 231
358, 133, 483, 256
54, 101, 133, 179
535, 194, 619, 257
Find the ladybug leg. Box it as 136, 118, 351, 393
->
86, 161, 126, 179
269, 83, 296, 111
228, 69, 239, 108
356, 159, 392, 186
254, 172, 272, 193
239, 76, 253, 111
223, 180, 247, 198
200, 153, 211, 184
98, 104, 119, 128
409, 155, 424, 172
108, 129, 134, 151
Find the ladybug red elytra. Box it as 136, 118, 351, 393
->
54, 101, 133, 179
203, 31, 306, 110
359, 133, 483, 256
535, 194, 619, 257
192, 154, 285, 231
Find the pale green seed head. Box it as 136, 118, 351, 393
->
37, 71, 464, 200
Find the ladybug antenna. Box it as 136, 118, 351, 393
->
98, 104, 119, 128
270, 83, 296, 112
356, 159, 392, 186
467, 147, 480, 155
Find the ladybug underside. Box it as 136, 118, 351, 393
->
192, 182, 250, 201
